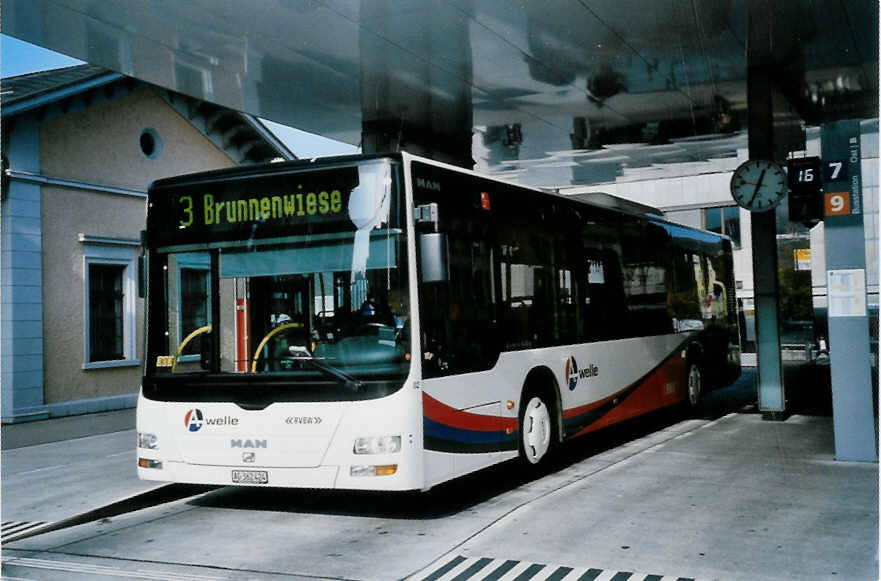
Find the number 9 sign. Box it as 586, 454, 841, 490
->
824, 192, 851, 216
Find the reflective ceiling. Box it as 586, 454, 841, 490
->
3, 0, 877, 187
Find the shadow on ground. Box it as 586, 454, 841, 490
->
709, 362, 834, 417
782, 361, 833, 416
190, 368, 779, 520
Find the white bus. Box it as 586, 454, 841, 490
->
137, 152, 740, 490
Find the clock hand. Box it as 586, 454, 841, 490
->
747, 169, 767, 206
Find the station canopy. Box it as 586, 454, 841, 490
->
3, 0, 877, 188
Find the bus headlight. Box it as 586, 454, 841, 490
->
350, 464, 397, 477
138, 432, 159, 449
353, 435, 401, 454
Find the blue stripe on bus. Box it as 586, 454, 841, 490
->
423, 418, 518, 453
424, 417, 517, 445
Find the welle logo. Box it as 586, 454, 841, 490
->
184, 409, 239, 432
184, 409, 204, 432
564, 356, 599, 391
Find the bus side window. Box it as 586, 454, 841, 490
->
621, 222, 673, 336
670, 252, 703, 327
579, 212, 625, 342
556, 267, 578, 344
705, 252, 732, 325
498, 235, 551, 349
448, 237, 498, 371
582, 250, 627, 341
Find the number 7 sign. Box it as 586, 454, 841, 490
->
824, 192, 851, 216
824, 160, 847, 181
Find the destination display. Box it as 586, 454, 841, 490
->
180, 189, 345, 229
147, 166, 360, 246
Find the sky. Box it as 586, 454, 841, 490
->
1, 34, 358, 158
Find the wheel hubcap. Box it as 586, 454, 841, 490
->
688, 365, 701, 406
522, 397, 551, 464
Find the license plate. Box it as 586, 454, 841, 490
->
231, 470, 269, 484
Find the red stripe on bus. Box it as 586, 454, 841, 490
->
562, 393, 616, 420
567, 354, 686, 438
423, 393, 519, 432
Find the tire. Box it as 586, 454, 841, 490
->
518, 390, 557, 470
686, 362, 702, 408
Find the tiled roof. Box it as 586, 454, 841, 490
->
1, 64, 114, 107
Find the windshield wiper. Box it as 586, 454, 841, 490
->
287, 347, 363, 391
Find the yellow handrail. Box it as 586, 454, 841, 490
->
250, 323, 302, 372
171, 325, 212, 374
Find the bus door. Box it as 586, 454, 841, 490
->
415, 198, 510, 459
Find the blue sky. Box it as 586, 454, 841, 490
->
2, 35, 83, 76
1, 34, 357, 158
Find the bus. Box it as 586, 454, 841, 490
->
137, 152, 740, 490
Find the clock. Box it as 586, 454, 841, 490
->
730, 159, 787, 212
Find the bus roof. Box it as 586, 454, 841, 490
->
147, 153, 401, 193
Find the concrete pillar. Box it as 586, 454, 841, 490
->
821, 120, 877, 462
747, 0, 785, 417
358, 0, 474, 168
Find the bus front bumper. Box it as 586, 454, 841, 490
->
137, 461, 417, 490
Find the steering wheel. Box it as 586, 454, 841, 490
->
250, 323, 304, 372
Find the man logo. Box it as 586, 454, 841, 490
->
231, 439, 267, 449
565, 356, 579, 391
416, 177, 441, 191
184, 409, 204, 432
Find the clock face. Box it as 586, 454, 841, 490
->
730, 159, 787, 212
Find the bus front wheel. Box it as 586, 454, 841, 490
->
518, 391, 557, 470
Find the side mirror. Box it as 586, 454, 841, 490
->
419, 233, 448, 282
138, 231, 148, 299
137, 253, 147, 298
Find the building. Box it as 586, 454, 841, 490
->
1, 65, 294, 423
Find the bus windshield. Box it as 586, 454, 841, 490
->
145, 160, 410, 396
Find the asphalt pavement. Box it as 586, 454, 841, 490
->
1, 367, 877, 581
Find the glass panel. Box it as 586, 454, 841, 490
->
703, 206, 741, 249
180, 268, 209, 356
89, 263, 125, 361
705, 207, 722, 234
665, 208, 702, 229
722, 205, 742, 248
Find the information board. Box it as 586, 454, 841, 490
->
827, 268, 867, 317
